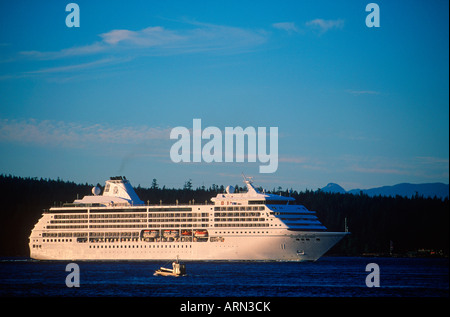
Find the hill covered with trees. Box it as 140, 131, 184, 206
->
0, 174, 448, 257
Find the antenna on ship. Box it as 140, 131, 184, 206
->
242, 173, 258, 194
241, 172, 254, 184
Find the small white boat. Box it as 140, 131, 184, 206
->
154, 256, 186, 277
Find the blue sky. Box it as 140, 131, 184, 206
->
0, 0, 448, 191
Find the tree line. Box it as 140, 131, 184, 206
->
0, 174, 448, 257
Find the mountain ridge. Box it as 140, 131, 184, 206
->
321, 182, 449, 199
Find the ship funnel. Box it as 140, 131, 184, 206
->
103, 176, 144, 205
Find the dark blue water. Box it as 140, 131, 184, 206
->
0, 257, 448, 297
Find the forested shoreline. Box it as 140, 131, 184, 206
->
0, 174, 448, 257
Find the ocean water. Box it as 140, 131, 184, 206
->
0, 256, 448, 298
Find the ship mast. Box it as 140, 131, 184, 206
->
242, 173, 259, 194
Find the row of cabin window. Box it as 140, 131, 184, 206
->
214, 218, 265, 222
214, 206, 265, 211
89, 244, 192, 249
51, 212, 208, 219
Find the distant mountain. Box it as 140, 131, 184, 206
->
321, 182, 449, 199
322, 183, 346, 194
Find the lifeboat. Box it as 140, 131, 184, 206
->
163, 230, 179, 238
194, 230, 208, 237
142, 230, 159, 238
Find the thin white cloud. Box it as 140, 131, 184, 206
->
279, 156, 308, 164
414, 156, 449, 179
19, 23, 267, 61
350, 166, 408, 175
0, 118, 170, 148
415, 156, 449, 165
272, 22, 299, 33
6, 23, 267, 80
305, 19, 344, 33
19, 43, 106, 60
0, 57, 133, 81
279, 155, 328, 172
100, 27, 183, 46
23, 57, 126, 75
341, 154, 449, 179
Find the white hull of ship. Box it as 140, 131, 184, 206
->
29, 231, 348, 262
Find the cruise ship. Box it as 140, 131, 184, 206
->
29, 176, 349, 261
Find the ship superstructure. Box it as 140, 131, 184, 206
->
29, 176, 348, 261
